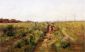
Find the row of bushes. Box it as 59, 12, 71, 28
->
0, 22, 81, 52
0, 24, 45, 52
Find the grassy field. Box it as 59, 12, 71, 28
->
0, 21, 85, 52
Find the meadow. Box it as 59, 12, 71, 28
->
0, 21, 85, 52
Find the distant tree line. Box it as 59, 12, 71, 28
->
0, 18, 22, 23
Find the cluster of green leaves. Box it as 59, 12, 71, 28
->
3, 25, 15, 36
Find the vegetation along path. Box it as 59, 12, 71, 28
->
33, 25, 57, 52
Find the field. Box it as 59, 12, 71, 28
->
0, 21, 85, 52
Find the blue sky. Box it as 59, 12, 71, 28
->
0, 0, 85, 21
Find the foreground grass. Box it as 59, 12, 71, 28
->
0, 21, 85, 52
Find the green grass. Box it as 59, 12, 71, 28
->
0, 21, 85, 52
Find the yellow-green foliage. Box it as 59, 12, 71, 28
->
0, 21, 85, 52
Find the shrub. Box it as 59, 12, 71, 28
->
3, 25, 15, 36
61, 41, 70, 48
29, 35, 35, 46
15, 39, 25, 48
19, 29, 27, 37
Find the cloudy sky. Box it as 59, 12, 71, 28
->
0, 0, 85, 21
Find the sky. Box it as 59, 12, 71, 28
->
0, 0, 85, 22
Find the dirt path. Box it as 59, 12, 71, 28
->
33, 33, 57, 52
33, 25, 57, 52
